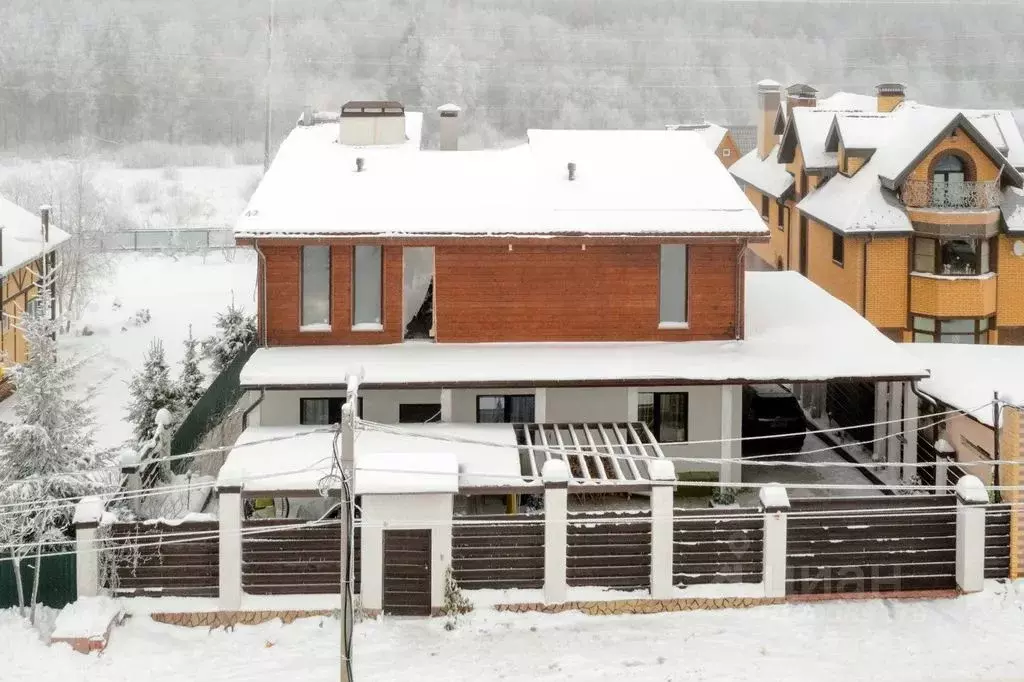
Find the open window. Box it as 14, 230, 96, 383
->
403, 247, 434, 341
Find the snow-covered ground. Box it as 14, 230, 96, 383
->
0, 160, 259, 229
5, 581, 1024, 681
0, 251, 257, 450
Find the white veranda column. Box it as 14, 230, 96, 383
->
440, 388, 453, 422
217, 487, 243, 610
873, 382, 888, 461
902, 382, 919, 480
542, 459, 569, 604
648, 460, 676, 599
720, 385, 741, 487
534, 387, 547, 423
886, 382, 903, 464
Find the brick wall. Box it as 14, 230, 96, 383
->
865, 238, 909, 329
909, 273, 997, 319
905, 127, 1001, 184
805, 219, 863, 313
998, 406, 1022, 579
997, 235, 1024, 327
717, 134, 740, 169
261, 240, 743, 345
435, 242, 742, 342
743, 186, 786, 270
261, 243, 404, 346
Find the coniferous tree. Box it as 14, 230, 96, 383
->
178, 326, 204, 413
201, 304, 255, 373
126, 339, 179, 445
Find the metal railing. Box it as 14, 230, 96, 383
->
901, 180, 1002, 210
98, 227, 235, 252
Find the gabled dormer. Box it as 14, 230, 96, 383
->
824, 114, 889, 177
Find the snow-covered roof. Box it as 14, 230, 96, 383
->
1002, 186, 1024, 233
832, 114, 892, 151
666, 122, 728, 151
901, 343, 1024, 428
816, 92, 878, 112
791, 108, 843, 169
729, 145, 794, 198
0, 196, 71, 276
235, 124, 767, 239
797, 159, 912, 235
217, 423, 525, 493
355, 450, 458, 494
240, 271, 928, 389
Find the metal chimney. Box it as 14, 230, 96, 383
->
437, 103, 462, 151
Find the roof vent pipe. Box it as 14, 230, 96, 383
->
567, 162, 577, 181
40, 204, 50, 243
355, 157, 365, 172
301, 105, 313, 126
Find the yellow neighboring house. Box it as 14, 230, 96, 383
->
732, 80, 1024, 345
667, 121, 742, 168
0, 196, 69, 371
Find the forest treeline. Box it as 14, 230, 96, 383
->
2, 0, 1023, 152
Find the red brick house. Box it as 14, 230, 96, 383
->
231, 101, 930, 494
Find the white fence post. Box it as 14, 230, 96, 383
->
759, 484, 790, 599
217, 486, 243, 610
73, 497, 105, 599
648, 460, 676, 599
954, 475, 987, 594
542, 460, 569, 604
935, 438, 955, 494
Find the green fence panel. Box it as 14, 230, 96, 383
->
0, 553, 77, 609
171, 344, 256, 471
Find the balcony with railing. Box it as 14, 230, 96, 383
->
901, 179, 1002, 210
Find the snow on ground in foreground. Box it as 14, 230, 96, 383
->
0, 250, 256, 450
5, 581, 1024, 681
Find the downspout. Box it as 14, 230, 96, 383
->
242, 388, 266, 430
253, 238, 269, 347
785, 203, 792, 269
992, 390, 1001, 501
861, 235, 870, 317
735, 239, 744, 340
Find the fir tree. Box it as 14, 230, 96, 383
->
126, 339, 179, 444
201, 304, 255, 373
0, 282, 108, 622
177, 326, 204, 412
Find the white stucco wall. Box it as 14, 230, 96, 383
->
254, 384, 733, 476
359, 493, 453, 612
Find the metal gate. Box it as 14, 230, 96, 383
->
382, 529, 431, 616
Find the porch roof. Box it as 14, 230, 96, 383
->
240, 271, 929, 389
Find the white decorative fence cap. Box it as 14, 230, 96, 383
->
647, 459, 677, 483
759, 484, 790, 511
73, 496, 105, 526
541, 458, 570, 484
954, 475, 988, 505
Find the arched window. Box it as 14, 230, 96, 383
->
932, 154, 967, 207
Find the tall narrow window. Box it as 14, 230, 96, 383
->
299, 397, 363, 425
831, 232, 844, 266
353, 245, 382, 329
760, 195, 770, 220
777, 204, 785, 231
301, 245, 331, 329
659, 245, 688, 327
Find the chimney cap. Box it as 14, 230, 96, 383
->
757, 78, 782, 92
786, 83, 818, 97
355, 157, 365, 172
438, 102, 462, 117
875, 82, 907, 95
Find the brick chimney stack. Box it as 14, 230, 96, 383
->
756, 79, 782, 160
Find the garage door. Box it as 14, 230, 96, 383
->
382, 529, 431, 616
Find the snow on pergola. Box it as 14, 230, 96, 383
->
514, 422, 667, 484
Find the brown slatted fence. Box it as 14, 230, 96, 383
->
105, 521, 219, 598
673, 507, 764, 586
452, 513, 544, 589
985, 503, 1011, 580
786, 495, 958, 595
242, 520, 361, 595
567, 510, 651, 590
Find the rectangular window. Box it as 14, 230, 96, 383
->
353, 245, 382, 329
913, 237, 936, 273
638, 392, 688, 443
912, 316, 992, 344
300, 246, 331, 329
760, 195, 770, 220
722, 148, 731, 158
777, 204, 785, 231
476, 395, 535, 423
299, 397, 363, 425
399, 403, 442, 423
658, 245, 688, 326
831, 232, 844, 266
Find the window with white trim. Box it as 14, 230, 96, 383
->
300, 245, 331, 328
353, 245, 382, 329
